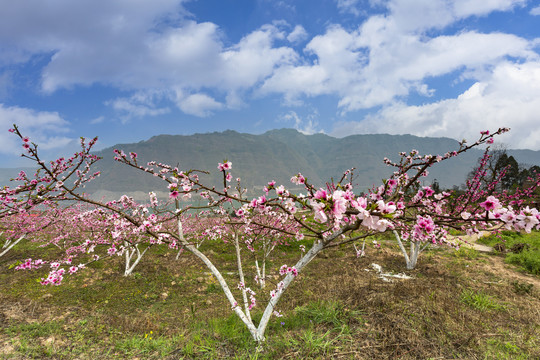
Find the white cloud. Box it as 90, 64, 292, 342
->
108, 92, 170, 122
331, 61, 540, 150
262, 1, 538, 112
0, 2, 298, 116
90, 116, 105, 124
177, 93, 223, 117
335, 0, 362, 16
388, 0, 527, 32
0, 104, 73, 155
220, 24, 297, 89
287, 25, 308, 44
279, 110, 321, 135
453, 0, 527, 18
0, 0, 538, 131
531, 5, 540, 15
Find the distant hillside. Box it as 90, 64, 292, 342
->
81, 129, 539, 200
2, 129, 539, 201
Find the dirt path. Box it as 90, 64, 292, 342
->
450, 231, 494, 253
485, 254, 540, 288
449, 231, 540, 288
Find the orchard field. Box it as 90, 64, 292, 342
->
1, 126, 540, 359
1, 230, 539, 359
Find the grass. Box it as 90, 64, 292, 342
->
0, 232, 539, 359
478, 231, 540, 275
451, 246, 480, 260
460, 289, 505, 311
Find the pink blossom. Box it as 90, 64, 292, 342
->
235, 208, 245, 217
479, 196, 501, 211
310, 200, 328, 223
257, 195, 267, 205
374, 219, 391, 232
423, 186, 435, 197
290, 174, 305, 185
217, 161, 232, 171
377, 200, 396, 214
331, 190, 347, 220
314, 189, 328, 200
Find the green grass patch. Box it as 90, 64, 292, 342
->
506, 249, 540, 275
460, 289, 505, 312
292, 300, 362, 329
451, 246, 480, 260
478, 230, 540, 275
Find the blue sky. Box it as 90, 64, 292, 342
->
1, 0, 539, 167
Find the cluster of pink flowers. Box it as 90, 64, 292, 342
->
270, 281, 286, 299
15, 258, 46, 270
279, 264, 298, 277
237, 282, 257, 310
412, 215, 436, 242
217, 161, 232, 171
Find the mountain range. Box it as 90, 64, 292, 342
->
2, 129, 539, 201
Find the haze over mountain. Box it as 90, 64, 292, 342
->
1, 129, 539, 201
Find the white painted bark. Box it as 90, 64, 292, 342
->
234, 232, 252, 323
255, 240, 325, 341
353, 239, 366, 257
175, 218, 260, 342
123, 241, 150, 276
255, 259, 264, 289
175, 247, 183, 260
0, 234, 25, 258
174, 214, 356, 344
393, 230, 428, 270
255, 241, 274, 289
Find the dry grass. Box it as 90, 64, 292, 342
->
1, 238, 539, 359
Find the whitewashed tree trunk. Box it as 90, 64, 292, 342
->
393, 230, 429, 270
353, 239, 366, 257
255, 241, 274, 289
234, 232, 253, 323
172, 211, 356, 345
123, 241, 150, 276
255, 259, 264, 289
0, 233, 25, 258
255, 240, 324, 342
